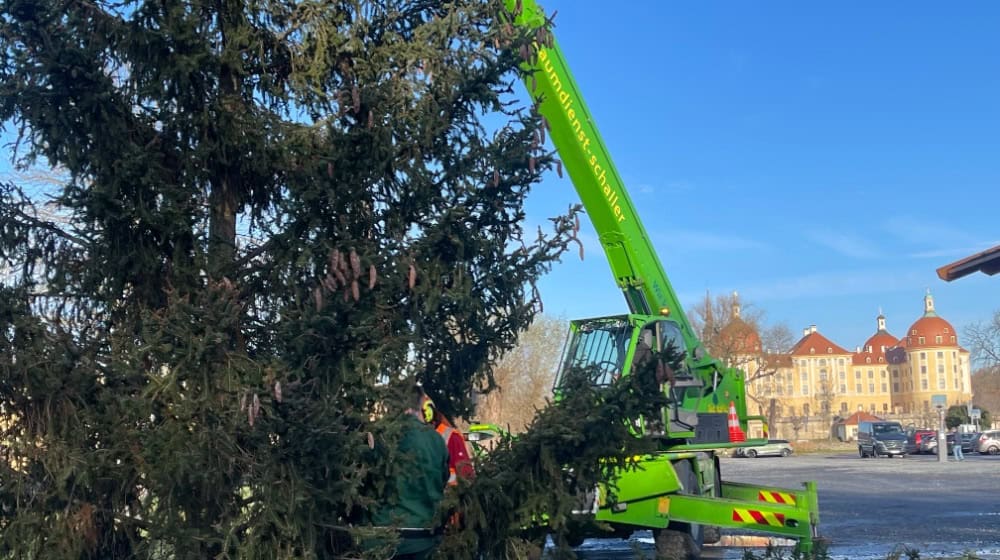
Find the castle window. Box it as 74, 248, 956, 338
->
935, 336, 942, 344
827, 347, 832, 353
950, 336, 956, 343
944, 327, 949, 333
866, 357, 871, 364
918, 337, 925, 344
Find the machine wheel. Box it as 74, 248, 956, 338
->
746, 449, 758, 458
653, 460, 703, 560
858, 446, 866, 458
780, 448, 791, 457
988, 445, 999, 456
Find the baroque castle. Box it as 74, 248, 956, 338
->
713, 291, 971, 438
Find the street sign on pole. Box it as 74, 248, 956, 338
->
931, 394, 947, 410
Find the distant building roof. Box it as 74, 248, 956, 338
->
937, 244, 1000, 281
790, 326, 850, 356
837, 411, 883, 426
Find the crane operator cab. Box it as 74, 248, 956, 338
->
553, 314, 706, 441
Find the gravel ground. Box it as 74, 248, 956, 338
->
572, 451, 1000, 559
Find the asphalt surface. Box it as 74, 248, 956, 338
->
570, 451, 1000, 559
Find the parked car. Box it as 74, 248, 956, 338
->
974, 430, 1000, 455
906, 429, 936, 454
735, 439, 793, 458
919, 432, 940, 454
960, 432, 979, 453
858, 420, 907, 458
941, 432, 979, 454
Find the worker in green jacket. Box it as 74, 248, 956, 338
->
372, 387, 451, 559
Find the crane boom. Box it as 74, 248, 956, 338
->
507, 0, 714, 371
500, 1, 821, 556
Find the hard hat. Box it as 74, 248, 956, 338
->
419, 394, 436, 424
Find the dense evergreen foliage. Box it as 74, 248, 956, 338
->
0, 0, 598, 557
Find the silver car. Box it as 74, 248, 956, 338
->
975, 430, 1000, 455
735, 439, 793, 458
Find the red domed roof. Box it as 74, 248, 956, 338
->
853, 330, 898, 365
905, 316, 959, 348
717, 317, 761, 354
864, 331, 898, 352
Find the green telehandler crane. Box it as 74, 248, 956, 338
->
502, 1, 822, 556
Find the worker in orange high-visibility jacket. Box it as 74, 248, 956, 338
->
419, 394, 475, 485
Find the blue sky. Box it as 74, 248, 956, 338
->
525, 0, 1000, 351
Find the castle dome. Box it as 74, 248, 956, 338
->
853, 312, 898, 365
716, 292, 762, 353
904, 292, 959, 348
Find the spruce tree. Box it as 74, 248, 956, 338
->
0, 0, 579, 557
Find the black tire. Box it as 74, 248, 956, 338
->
780, 448, 791, 457
746, 449, 758, 458
858, 446, 865, 458
988, 446, 999, 456
653, 460, 703, 560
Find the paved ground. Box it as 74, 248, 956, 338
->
571, 451, 1000, 559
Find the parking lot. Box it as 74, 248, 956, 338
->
721, 452, 1000, 558
576, 451, 1000, 559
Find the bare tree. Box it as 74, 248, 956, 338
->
475, 314, 566, 432
813, 378, 837, 440
965, 310, 1000, 367
971, 365, 1000, 423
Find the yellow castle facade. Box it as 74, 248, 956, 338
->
717, 292, 971, 430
